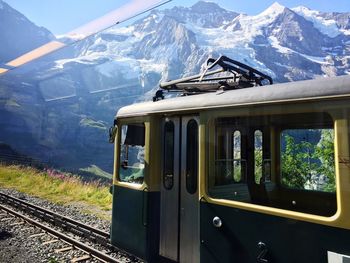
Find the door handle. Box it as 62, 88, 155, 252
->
142, 187, 148, 227
257, 242, 268, 263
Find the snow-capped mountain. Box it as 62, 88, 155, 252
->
0, 1, 349, 173
292, 5, 350, 37
49, 1, 350, 93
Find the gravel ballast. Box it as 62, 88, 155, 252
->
0, 187, 142, 262
0, 188, 111, 232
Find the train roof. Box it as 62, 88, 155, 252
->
116, 75, 350, 118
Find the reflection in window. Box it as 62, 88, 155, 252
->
281, 129, 335, 192
215, 128, 244, 186
209, 113, 337, 217
254, 130, 263, 184
186, 120, 198, 194
233, 131, 242, 183
119, 123, 145, 184
163, 121, 175, 190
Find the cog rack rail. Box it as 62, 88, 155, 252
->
153, 55, 273, 101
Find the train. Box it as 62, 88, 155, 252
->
108, 56, 350, 263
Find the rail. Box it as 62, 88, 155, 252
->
0, 204, 121, 263
0, 192, 110, 246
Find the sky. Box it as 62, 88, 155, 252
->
3, 0, 350, 35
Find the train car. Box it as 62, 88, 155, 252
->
109, 56, 350, 263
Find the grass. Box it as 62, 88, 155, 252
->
79, 165, 112, 179
0, 164, 112, 219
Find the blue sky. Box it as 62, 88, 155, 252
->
4, 0, 350, 35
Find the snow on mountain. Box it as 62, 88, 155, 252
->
292, 6, 342, 37
39, 0, 349, 96
321, 12, 350, 33
164, 1, 239, 28
259, 2, 286, 19
209, 2, 286, 46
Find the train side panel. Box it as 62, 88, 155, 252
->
110, 185, 160, 260
200, 202, 350, 263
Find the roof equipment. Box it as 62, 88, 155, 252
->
153, 55, 273, 101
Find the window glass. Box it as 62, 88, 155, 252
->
254, 130, 263, 184
163, 121, 175, 190
186, 119, 198, 194
209, 113, 337, 216
233, 131, 242, 183
215, 127, 244, 186
281, 129, 335, 192
119, 123, 145, 184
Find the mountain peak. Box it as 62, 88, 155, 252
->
291, 5, 320, 17
260, 2, 286, 17
292, 5, 311, 13
190, 1, 225, 13
269, 2, 286, 11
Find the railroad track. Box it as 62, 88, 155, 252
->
0, 192, 110, 247
0, 192, 138, 262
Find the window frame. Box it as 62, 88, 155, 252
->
114, 117, 149, 190
204, 100, 350, 227
209, 112, 337, 216
163, 120, 175, 190
118, 123, 146, 185
186, 119, 199, 195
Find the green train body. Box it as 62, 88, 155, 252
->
110, 75, 350, 262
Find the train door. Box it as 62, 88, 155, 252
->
159, 116, 199, 263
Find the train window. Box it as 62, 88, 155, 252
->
186, 119, 198, 194
209, 113, 337, 216
215, 127, 245, 186
163, 121, 175, 190
280, 128, 335, 192
233, 131, 242, 183
254, 130, 263, 184
119, 123, 145, 184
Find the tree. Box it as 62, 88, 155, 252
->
281, 129, 335, 192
